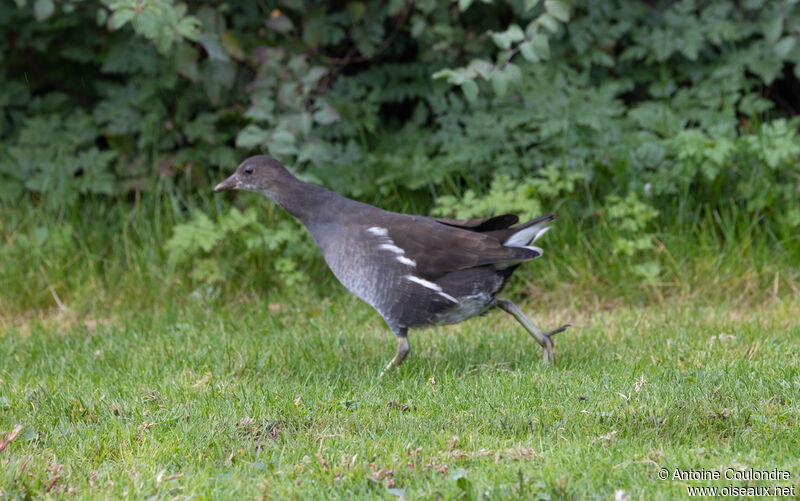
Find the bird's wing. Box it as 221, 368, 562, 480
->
377, 216, 540, 279
432, 214, 519, 232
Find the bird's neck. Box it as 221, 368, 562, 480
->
259, 173, 340, 225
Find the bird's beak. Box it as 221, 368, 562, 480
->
213, 174, 238, 193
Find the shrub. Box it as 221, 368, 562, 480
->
2, 0, 799, 288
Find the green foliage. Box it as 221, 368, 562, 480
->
433, 166, 585, 220
234, 49, 339, 162
0, 111, 116, 208
164, 207, 310, 286
604, 192, 660, 281
1, 224, 73, 280
434, 175, 542, 220
434, 0, 573, 101
105, 0, 200, 53
3, 0, 800, 289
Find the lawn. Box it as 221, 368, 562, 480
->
4, 0, 800, 498
2, 292, 798, 499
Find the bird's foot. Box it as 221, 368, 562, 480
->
539, 323, 571, 364
497, 298, 571, 366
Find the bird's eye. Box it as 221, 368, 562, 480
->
244, 167, 254, 175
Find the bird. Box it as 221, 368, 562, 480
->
214, 155, 570, 372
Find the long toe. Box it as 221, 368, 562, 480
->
545, 323, 571, 337
381, 359, 397, 376
541, 324, 572, 365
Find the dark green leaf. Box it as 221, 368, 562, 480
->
763, 14, 783, 44
108, 8, 135, 30
209, 60, 236, 88
175, 43, 200, 82
313, 99, 340, 125
467, 59, 493, 79
524, 0, 540, 11
387, 0, 405, 15
461, 79, 479, 102
96, 8, 107, 26
491, 25, 524, 50
221, 31, 245, 60
302, 7, 326, 47
268, 129, 297, 156
490, 70, 508, 96
536, 13, 559, 33
432, 68, 456, 81
433, 68, 467, 85
244, 96, 275, 122
177, 16, 201, 41
519, 40, 539, 63
198, 34, 230, 62
531, 32, 550, 60
504, 63, 522, 84
544, 0, 570, 22
33, 0, 54, 21
774, 37, 795, 58
236, 124, 269, 149
347, 2, 367, 21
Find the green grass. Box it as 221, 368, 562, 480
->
2, 292, 799, 499
2, 195, 799, 499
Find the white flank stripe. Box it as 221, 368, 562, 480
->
367, 226, 388, 236
404, 275, 442, 292
379, 243, 404, 254
397, 256, 416, 267
405, 275, 458, 303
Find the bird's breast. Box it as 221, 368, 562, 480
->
310, 224, 404, 312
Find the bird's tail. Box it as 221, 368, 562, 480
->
502, 214, 555, 251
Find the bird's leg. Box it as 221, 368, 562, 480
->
381, 327, 410, 376
496, 298, 570, 365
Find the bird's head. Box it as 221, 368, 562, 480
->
213, 155, 291, 194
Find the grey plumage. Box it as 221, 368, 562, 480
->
214, 155, 570, 371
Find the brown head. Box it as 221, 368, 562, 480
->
213, 156, 329, 221
213, 155, 293, 195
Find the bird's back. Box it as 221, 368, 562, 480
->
302, 201, 551, 330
